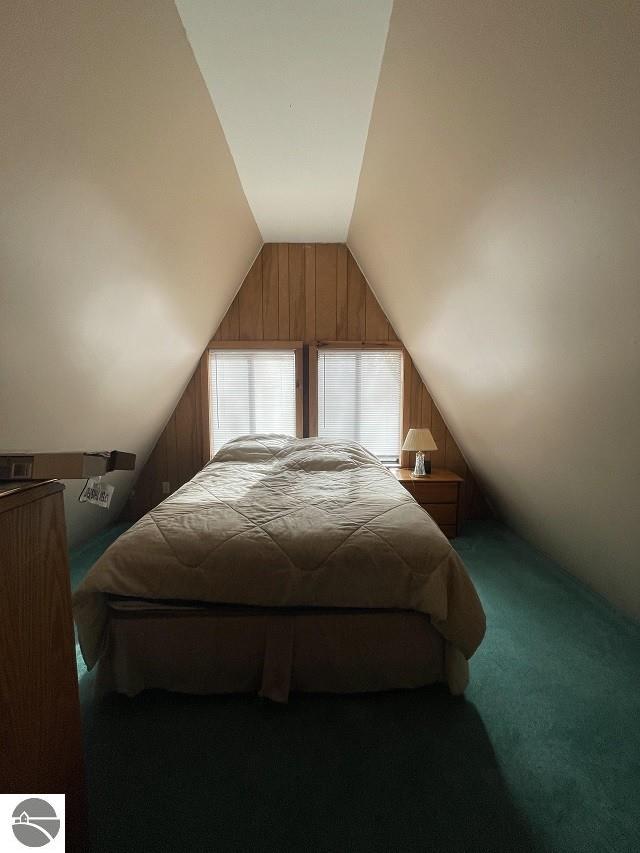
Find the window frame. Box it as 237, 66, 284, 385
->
203, 340, 304, 460
309, 340, 406, 463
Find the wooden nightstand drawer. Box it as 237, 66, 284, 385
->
409, 482, 459, 503
390, 467, 463, 539
421, 503, 457, 525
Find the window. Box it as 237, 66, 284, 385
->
208, 347, 300, 455
316, 347, 403, 462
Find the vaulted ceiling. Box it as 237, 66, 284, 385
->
348, 0, 640, 619
1, 0, 260, 545
173, 0, 640, 618
2, 1, 639, 618
175, 0, 392, 241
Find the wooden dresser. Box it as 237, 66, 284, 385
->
391, 467, 463, 538
0, 481, 86, 847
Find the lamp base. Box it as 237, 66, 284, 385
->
411, 450, 431, 478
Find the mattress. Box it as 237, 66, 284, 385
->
96, 598, 447, 701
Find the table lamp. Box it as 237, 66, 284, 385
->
402, 428, 437, 478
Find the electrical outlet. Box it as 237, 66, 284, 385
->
161, 481, 170, 495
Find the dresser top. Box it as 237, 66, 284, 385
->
0, 480, 64, 514
390, 467, 463, 484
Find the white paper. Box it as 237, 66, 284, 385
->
79, 476, 114, 509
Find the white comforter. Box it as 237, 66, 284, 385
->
74, 435, 485, 690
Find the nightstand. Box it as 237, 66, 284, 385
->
390, 467, 463, 538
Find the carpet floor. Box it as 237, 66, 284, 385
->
70, 521, 640, 852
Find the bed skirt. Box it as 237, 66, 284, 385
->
94, 600, 454, 702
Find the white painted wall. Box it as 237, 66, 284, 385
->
350, 0, 640, 618
0, 0, 261, 546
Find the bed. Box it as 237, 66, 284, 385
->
74, 435, 485, 701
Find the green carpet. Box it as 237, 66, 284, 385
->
71, 521, 640, 852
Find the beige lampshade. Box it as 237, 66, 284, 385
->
402, 428, 438, 452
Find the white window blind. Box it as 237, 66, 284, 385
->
209, 349, 297, 454
317, 348, 403, 462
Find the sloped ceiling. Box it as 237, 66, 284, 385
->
175, 0, 392, 241
349, 0, 640, 618
0, 0, 260, 546
3, 0, 638, 623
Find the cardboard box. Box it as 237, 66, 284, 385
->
0, 451, 136, 481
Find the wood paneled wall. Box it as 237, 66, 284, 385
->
212, 244, 397, 343
125, 244, 489, 521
